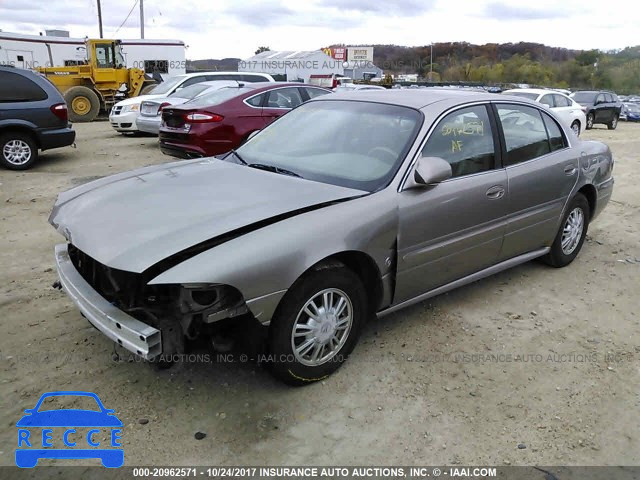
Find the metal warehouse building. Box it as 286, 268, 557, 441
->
238, 50, 344, 83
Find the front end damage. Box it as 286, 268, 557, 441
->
55, 243, 250, 360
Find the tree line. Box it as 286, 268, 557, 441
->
343, 42, 640, 93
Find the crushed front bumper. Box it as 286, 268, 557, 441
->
54, 244, 162, 359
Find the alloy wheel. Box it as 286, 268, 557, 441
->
561, 207, 584, 255
291, 288, 353, 366
3, 139, 32, 166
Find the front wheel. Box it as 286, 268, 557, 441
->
607, 114, 618, 130
542, 193, 589, 268
268, 263, 367, 385
586, 113, 594, 130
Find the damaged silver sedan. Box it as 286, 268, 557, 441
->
50, 90, 614, 385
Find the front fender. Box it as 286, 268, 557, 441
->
148, 191, 399, 323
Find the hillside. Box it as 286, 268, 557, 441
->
186, 42, 640, 93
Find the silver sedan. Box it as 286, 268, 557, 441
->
136, 81, 239, 135
49, 89, 614, 385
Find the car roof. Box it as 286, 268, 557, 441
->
240, 82, 328, 92
504, 88, 565, 96
315, 88, 502, 109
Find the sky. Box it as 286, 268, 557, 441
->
1, 0, 638, 60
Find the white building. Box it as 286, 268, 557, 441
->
238, 50, 344, 83
0, 32, 186, 78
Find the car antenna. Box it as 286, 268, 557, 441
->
235, 80, 245, 88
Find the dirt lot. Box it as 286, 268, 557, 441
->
1, 120, 639, 468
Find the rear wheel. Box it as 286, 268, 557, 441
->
268, 262, 366, 385
542, 193, 589, 268
607, 114, 618, 130
64, 86, 101, 122
570, 120, 581, 136
586, 112, 594, 130
0, 132, 37, 170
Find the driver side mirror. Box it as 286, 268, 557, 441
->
405, 156, 452, 189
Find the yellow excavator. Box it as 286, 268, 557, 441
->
37, 39, 157, 122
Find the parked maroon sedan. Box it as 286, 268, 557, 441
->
159, 82, 331, 158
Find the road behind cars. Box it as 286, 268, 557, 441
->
1, 121, 639, 466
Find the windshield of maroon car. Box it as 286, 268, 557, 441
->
237, 100, 422, 192
184, 87, 253, 107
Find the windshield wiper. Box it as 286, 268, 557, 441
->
248, 163, 303, 178
226, 149, 247, 165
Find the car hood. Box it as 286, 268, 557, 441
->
49, 159, 366, 274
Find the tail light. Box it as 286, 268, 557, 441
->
158, 102, 171, 112
185, 112, 224, 123
50, 103, 68, 122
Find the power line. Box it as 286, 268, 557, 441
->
113, 0, 140, 35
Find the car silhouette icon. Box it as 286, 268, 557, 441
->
16, 391, 123, 468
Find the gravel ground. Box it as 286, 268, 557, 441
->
1, 120, 639, 468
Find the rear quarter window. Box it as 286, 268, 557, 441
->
0, 71, 48, 102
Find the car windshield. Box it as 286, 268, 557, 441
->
149, 76, 187, 95
37, 395, 101, 412
505, 91, 539, 101
572, 92, 597, 104
184, 87, 252, 106
168, 83, 212, 99
236, 100, 422, 192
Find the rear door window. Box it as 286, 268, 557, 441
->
496, 104, 550, 166
541, 112, 567, 151
539, 94, 554, 107
552, 94, 570, 107
265, 87, 303, 109
0, 71, 48, 102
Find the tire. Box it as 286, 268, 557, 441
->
542, 193, 590, 268
268, 262, 367, 386
64, 86, 101, 122
607, 114, 618, 130
140, 83, 157, 95
0, 131, 38, 170
585, 113, 594, 130
570, 121, 581, 136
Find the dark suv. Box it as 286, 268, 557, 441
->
570, 90, 622, 130
0, 66, 75, 170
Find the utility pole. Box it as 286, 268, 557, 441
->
430, 43, 433, 82
97, 0, 103, 38
140, 0, 145, 39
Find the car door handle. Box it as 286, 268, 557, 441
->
486, 185, 505, 199
564, 164, 577, 175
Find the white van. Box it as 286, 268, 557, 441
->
109, 71, 275, 133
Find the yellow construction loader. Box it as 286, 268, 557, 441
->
37, 39, 157, 122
